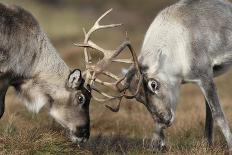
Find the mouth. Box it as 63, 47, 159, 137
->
70, 134, 88, 143
153, 115, 174, 128
152, 109, 175, 128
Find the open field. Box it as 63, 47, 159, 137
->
1, 0, 232, 154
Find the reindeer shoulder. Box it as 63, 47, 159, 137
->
0, 3, 40, 35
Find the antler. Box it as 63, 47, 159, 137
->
75, 9, 143, 112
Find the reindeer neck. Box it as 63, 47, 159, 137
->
22, 32, 71, 105
41, 39, 70, 94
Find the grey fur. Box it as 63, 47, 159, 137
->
0, 3, 91, 143
126, 0, 232, 151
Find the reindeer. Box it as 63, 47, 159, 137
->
0, 3, 93, 143
76, 0, 232, 152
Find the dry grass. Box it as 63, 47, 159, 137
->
1, 85, 231, 155
1, 0, 232, 154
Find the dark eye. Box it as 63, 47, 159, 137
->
77, 94, 86, 104
148, 79, 159, 93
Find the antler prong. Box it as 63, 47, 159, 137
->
98, 24, 122, 29
77, 9, 143, 113
75, 41, 113, 57
112, 58, 133, 64
91, 86, 123, 100
105, 96, 123, 112
102, 71, 120, 81
94, 78, 117, 90
87, 41, 113, 56
95, 8, 113, 24
82, 28, 87, 35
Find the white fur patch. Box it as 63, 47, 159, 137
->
50, 109, 64, 126
21, 95, 47, 113
50, 108, 68, 129
50, 108, 77, 132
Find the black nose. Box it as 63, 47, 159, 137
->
157, 111, 172, 125
75, 125, 90, 138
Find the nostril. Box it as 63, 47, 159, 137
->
166, 119, 171, 125
80, 127, 89, 134
83, 131, 89, 137
81, 128, 88, 133
164, 115, 173, 126
75, 126, 89, 138
79, 128, 84, 133
157, 111, 173, 125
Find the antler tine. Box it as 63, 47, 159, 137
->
75, 9, 123, 86
82, 28, 87, 35
86, 8, 122, 43
91, 40, 143, 101
95, 8, 113, 25
94, 40, 143, 99
75, 40, 112, 56
105, 97, 123, 112
120, 43, 143, 99
92, 95, 122, 112
94, 78, 117, 90
91, 85, 123, 100
93, 8, 122, 31
91, 85, 123, 112
95, 72, 127, 92
102, 71, 120, 81
112, 58, 133, 64
77, 9, 144, 113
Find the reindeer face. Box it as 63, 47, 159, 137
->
50, 69, 91, 143
127, 67, 177, 127
143, 77, 176, 127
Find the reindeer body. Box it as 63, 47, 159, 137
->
135, 0, 232, 151
0, 3, 92, 143
141, 0, 232, 83
0, 3, 70, 113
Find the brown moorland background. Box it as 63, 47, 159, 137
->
1, 0, 232, 154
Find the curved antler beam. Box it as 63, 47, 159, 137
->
76, 9, 143, 112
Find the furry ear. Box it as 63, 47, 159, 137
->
67, 69, 84, 89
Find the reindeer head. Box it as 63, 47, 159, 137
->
125, 65, 176, 127
50, 69, 91, 143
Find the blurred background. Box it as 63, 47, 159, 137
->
1, 0, 232, 154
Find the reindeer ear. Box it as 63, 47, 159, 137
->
67, 69, 84, 89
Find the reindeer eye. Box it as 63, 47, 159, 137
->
148, 79, 159, 93
77, 94, 86, 104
